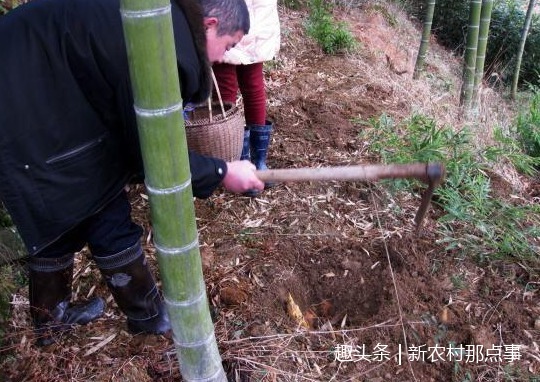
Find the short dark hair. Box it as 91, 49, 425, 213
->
199, 0, 250, 36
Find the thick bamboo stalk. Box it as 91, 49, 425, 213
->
472, 0, 493, 109
413, 0, 436, 79
460, 0, 482, 110
119, 0, 226, 380
511, 0, 537, 100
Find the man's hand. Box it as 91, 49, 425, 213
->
221, 160, 265, 194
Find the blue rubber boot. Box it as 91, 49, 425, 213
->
249, 122, 273, 171
244, 122, 274, 197
240, 128, 250, 161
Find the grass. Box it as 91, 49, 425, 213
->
516, 89, 540, 159
0, 264, 25, 349
279, 0, 305, 10
357, 108, 540, 273
0, 207, 25, 346
0, 204, 12, 228
368, 3, 398, 26
0, 0, 27, 15
450, 273, 467, 290
0, 267, 14, 345
305, 0, 358, 54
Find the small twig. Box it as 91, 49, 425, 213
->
482, 290, 514, 325
522, 281, 540, 301
232, 356, 320, 381
222, 319, 409, 345
83, 333, 116, 356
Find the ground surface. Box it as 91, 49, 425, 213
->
1, 3, 539, 382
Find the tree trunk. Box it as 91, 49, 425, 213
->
460, 0, 482, 110
511, 0, 537, 100
119, 1, 226, 380
413, 0, 436, 79
471, 0, 494, 110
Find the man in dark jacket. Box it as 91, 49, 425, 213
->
0, 0, 263, 345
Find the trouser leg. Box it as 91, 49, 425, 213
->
87, 191, 170, 335
237, 62, 266, 126
212, 63, 239, 104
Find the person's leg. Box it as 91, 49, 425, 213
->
237, 63, 274, 193
88, 191, 170, 335
29, 226, 104, 346
212, 63, 239, 104
237, 62, 266, 126
213, 63, 251, 160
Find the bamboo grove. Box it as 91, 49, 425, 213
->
414, 0, 538, 113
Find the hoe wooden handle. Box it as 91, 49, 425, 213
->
255, 163, 444, 185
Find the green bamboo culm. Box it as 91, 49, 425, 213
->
511, 0, 538, 100
413, 0, 436, 79
460, 0, 482, 110
119, 0, 226, 381
471, 0, 493, 110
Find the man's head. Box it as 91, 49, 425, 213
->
199, 0, 250, 63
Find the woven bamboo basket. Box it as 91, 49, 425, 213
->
184, 71, 244, 162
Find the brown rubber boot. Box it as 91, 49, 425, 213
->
29, 253, 105, 346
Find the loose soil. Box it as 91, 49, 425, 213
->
1, 3, 539, 382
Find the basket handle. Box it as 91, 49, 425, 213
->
208, 68, 227, 123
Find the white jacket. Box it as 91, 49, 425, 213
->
221, 0, 280, 65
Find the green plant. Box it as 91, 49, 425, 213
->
305, 0, 358, 54
0, 264, 25, 347
436, 142, 539, 265
362, 114, 464, 189
278, 0, 306, 10
450, 273, 467, 289
359, 114, 540, 270
238, 228, 258, 246
516, 90, 540, 159
370, 3, 398, 27
394, 0, 424, 17
484, 127, 540, 176
0, 201, 12, 228
501, 364, 540, 382
0, 204, 12, 228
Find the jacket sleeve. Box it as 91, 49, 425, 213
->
188, 152, 227, 198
